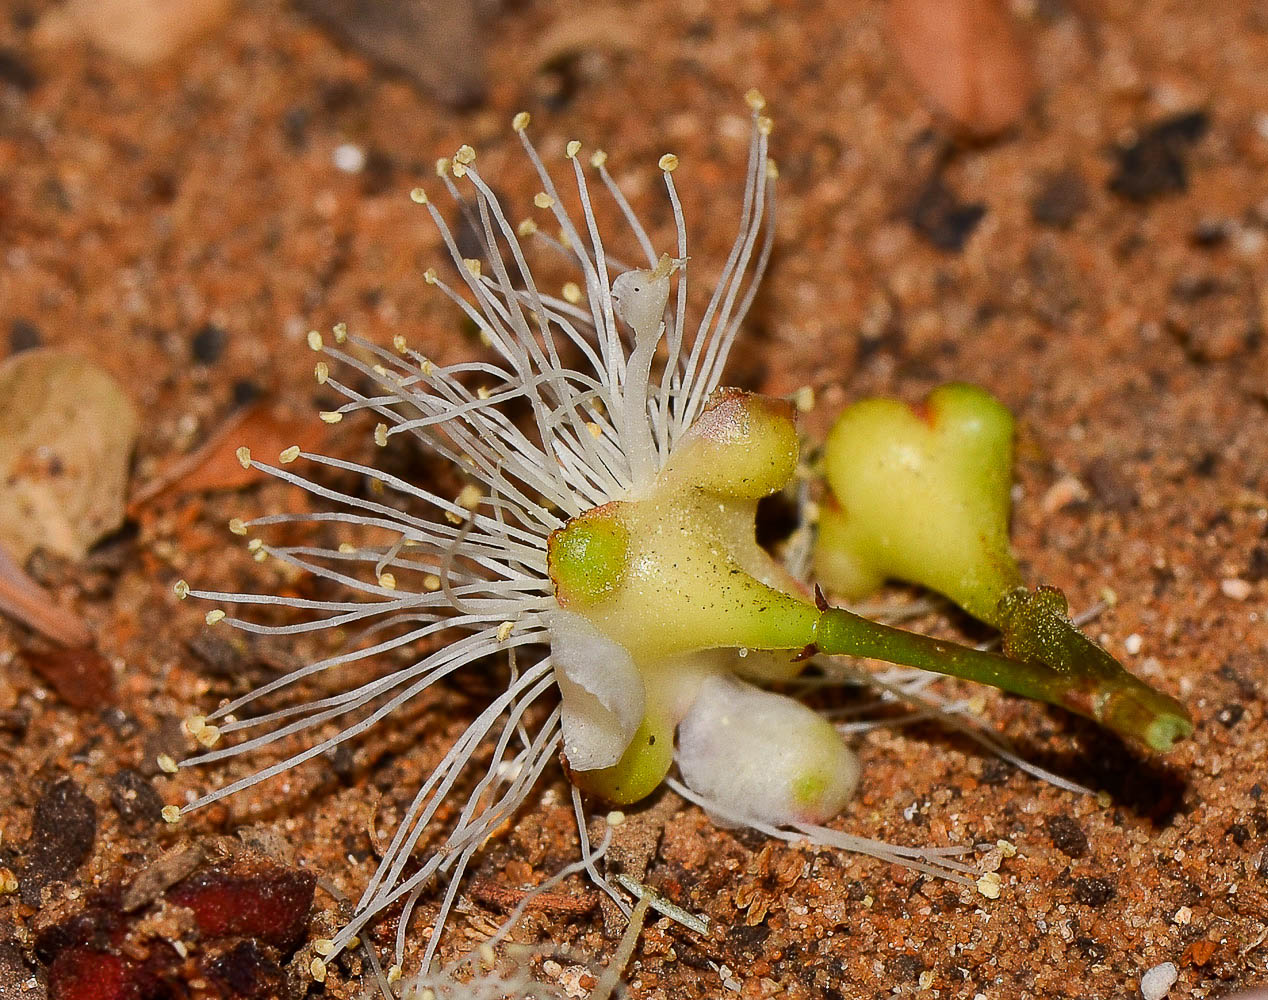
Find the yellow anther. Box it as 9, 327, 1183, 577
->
463, 258, 482, 278
516, 218, 537, 238
332, 321, 348, 343
533, 192, 554, 209
205, 609, 226, 625
173, 580, 191, 599
393, 334, 408, 353
477, 386, 492, 400
457, 484, 482, 511
587, 421, 603, 439
196, 725, 221, 749
338, 542, 356, 554
374, 423, 388, 447
314, 361, 329, 384
454, 144, 476, 165
658, 153, 679, 172
319, 411, 343, 424
745, 88, 767, 112
409, 187, 428, 204
247, 538, 263, 552
309, 958, 327, 983
562, 281, 582, 304
423, 267, 438, 285
313, 939, 336, 957
183, 715, 206, 737
566, 140, 581, 159
496, 621, 514, 642
228, 518, 247, 536
161, 805, 182, 824
235, 446, 251, 469
512, 111, 530, 132
766, 157, 779, 179
157, 753, 179, 774
279, 446, 300, 464
423, 574, 441, 592
378, 572, 397, 590
306, 329, 323, 351
590, 149, 608, 169
758, 115, 773, 136
435, 157, 450, 177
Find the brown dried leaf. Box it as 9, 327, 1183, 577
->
0, 543, 93, 646
129, 403, 329, 510
887, 0, 1036, 138
0, 351, 138, 563
296, 0, 489, 109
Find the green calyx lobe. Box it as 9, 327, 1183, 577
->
548, 506, 629, 609
815, 382, 1022, 625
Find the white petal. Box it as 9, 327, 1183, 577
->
549, 610, 644, 770
677, 674, 859, 825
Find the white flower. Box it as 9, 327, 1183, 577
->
176, 92, 974, 973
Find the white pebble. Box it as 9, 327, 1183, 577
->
1221, 578, 1253, 601
1124, 633, 1143, 655
1140, 961, 1177, 1000
333, 143, 366, 173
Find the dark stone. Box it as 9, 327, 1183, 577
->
203, 940, 285, 998
1045, 815, 1090, 858
108, 769, 164, 825
191, 324, 227, 364
1075, 937, 1107, 961
232, 378, 262, 408
1217, 703, 1246, 729
10, 317, 42, 352
0, 47, 37, 92
1108, 110, 1210, 203
21, 779, 97, 906
907, 174, 986, 252
1226, 823, 1251, 847
1072, 876, 1115, 907
1030, 168, 1089, 228
1247, 545, 1268, 583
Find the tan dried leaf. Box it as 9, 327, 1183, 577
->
33, 0, 235, 67
0, 351, 138, 562
888, 0, 1036, 137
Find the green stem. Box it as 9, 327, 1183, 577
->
811, 602, 1192, 752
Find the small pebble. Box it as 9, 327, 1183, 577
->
1124, 633, 1143, 655
333, 143, 366, 173
1140, 960, 1177, 999
1222, 578, 1253, 601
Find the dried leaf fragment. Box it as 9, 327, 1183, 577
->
888, 0, 1036, 137
0, 351, 138, 563
33, 0, 235, 67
